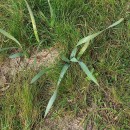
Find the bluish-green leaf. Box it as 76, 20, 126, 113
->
77, 41, 90, 60
31, 68, 51, 84
106, 18, 124, 29
44, 90, 58, 118
44, 64, 70, 117
9, 52, 24, 58
61, 56, 70, 63
76, 18, 124, 47
78, 61, 99, 86
70, 57, 78, 62
0, 29, 22, 48
70, 47, 78, 59
57, 64, 70, 86
76, 31, 102, 47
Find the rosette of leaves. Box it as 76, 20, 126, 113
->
31, 18, 124, 117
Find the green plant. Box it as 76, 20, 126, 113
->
31, 18, 124, 117
0, 0, 38, 58
0, 0, 54, 59
1, 0, 129, 129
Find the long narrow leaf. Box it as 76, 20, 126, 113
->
48, 0, 53, 19
24, 0, 40, 42
57, 64, 70, 86
48, 0, 55, 27
61, 56, 70, 63
44, 90, 58, 118
76, 18, 124, 47
76, 31, 102, 46
106, 18, 124, 29
70, 47, 78, 59
78, 61, 99, 86
0, 29, 22, 48
44, 63, 70, 118
77, 41, 90, 60
31, 68, 51, 84
9, 52, 24, 58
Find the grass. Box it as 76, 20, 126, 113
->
0, 0, 130, 129
0, 70, 50, 130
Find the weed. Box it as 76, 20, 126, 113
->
0, 0, 129, 129
31, 18, 124, 117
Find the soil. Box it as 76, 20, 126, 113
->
0, 47, 59, 91
37, 115, 84, 130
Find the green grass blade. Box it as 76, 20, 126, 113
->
76, 18, 124, 47
70, 57, 78, 62
48, 0, 53, 18
57, 64, 70, 86
44, 90, 58, 118
48, 0, 55, 27
106, 18, 124, 29
31, 68, 51, 84
24, 0, 40, 42
78, 61, 99, 86
44, 64, 70, 118
70, 47, 78, 59
61, 56, 70, 63
0, 47, 17, 52
0, 29, 22, 48
76, 31, 102, 47
9, 52, 24, 58
77, 41, 90, 60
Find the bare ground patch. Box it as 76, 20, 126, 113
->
36, 115, 84, 130
0, 47, 59, 91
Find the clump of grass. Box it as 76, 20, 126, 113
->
0, 0, 130, 130
0, 69, 51, 130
